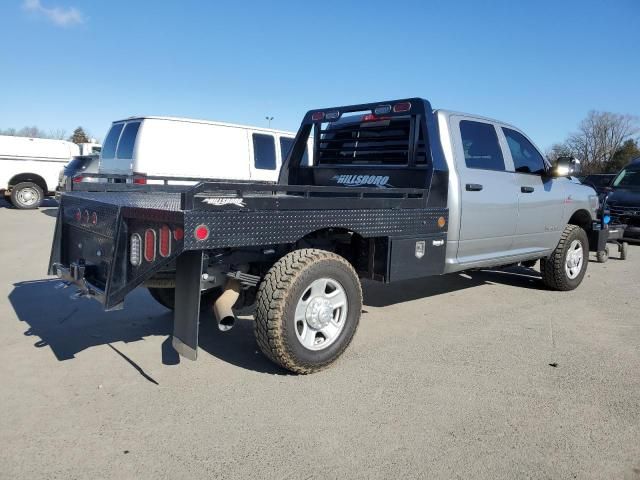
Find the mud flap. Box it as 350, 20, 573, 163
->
171, 250, 204, 361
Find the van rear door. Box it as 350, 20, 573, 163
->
98, 121, 141, 176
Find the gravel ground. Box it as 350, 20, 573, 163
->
0, 199, 639, 479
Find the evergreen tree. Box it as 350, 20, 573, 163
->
69, 126, 90, 144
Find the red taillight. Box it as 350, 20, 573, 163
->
311, 112, 325, 121
144, 229, 156, 262
194, 225, 209, 241
173, 227, 184, 241
74, 209, 81, 222
91, 212, 98, 225
159, 225, 171, 257
82, 210, 90, 223
72, 175, 84, 183
133, 174, 147, 185
393, 101, 412, 113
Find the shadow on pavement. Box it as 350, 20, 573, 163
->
9, 267, 545, 375
40, 207, 59, 217
363, 265, 544, 307
8, 279, 287, 376
0, 197, 58, 209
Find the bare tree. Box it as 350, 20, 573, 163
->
562, 111, 639, 174
48, 128, 67, 140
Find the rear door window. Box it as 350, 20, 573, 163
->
459, 120, 505, 171
253, 133, 276, 170
101, 123, 124, 160
502, 127, 545, 175
116, 121, 141, 159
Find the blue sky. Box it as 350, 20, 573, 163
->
0, 0, 638, 149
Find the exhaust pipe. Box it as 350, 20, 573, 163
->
213, 279, 240, 331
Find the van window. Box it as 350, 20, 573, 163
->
459, 120, 505, 171
101, 123, 124, 160
503, 127, 545, 174
116, 122, 141, 159
253, 134, 276, 170
280, 137, 309, 165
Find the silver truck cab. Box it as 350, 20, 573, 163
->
436, 110, 598, 273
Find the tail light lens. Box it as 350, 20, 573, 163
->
144, 229, 156, 262
133, 174, 147, 185
82, 210, 90, 223
159, 225, 171, 257
173, 227, 184, 241
74, 209, 81, 222
311, 112, 325, 121
72, 175, 84, 183
130, 234, 142, 266
91, 212, 98, 225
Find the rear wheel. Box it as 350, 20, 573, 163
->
255, 249, 362, 374
620, 242, 629, 260
540, 224, 589, 291
10, 182, 43, 209
147, 287, 222, 311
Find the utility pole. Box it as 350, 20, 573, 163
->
265, 116, 274, 128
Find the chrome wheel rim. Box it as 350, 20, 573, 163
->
294, 278, 348, 351
17, 187, 39, 206
565, 239, 584, 280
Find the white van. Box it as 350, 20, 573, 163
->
98, 116, 311, 183
0, 135, 100, 209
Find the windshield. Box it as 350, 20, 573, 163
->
612, 166, 640, 189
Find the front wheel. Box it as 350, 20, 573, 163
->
540, 224, 589, 291
10, 182, 43, 209
255, 249, 362, 374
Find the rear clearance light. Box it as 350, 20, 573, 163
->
82, 210, 90, 223
374, 105, 392, 115
393, 101, 412, 113
91, 212, 98, 225
311, 112, 325, 121
72, 175, 84, 183
195, 224, 209, 241
133, 174, 147, 185
325, 111, 340, 120
173, 227, 184, 241
144, 229, 156, 262
130, 234, 142, 266
74, 209, 82, 222
159, 225, 171, 257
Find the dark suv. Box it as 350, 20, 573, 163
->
580, 174, 616, 195
606, 158, 640, 240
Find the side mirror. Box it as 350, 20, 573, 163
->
552, 156, 581, 177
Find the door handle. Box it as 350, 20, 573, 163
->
521, 186, 535, 193
466, 183, 483, 192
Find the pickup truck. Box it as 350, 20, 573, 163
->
49, 98, 607, 374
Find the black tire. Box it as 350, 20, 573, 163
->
521, 259, 538, 268
620, 242, 628, 260
255, 248, 362, 374
540, 224, 589, 291
10, 182, 43, 209
596, 247, 609, 263
147, 287, 222, 311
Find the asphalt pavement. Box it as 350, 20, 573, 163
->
0, 198, 639, 479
